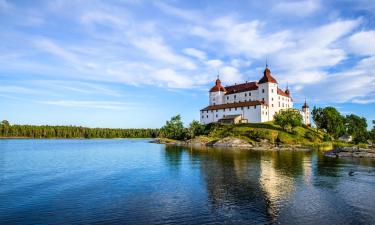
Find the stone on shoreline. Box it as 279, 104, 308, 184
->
324, 146, 375, 158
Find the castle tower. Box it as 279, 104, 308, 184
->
258, 65, 278, 121
209, 76, 226, 105
302, 99, 310, 125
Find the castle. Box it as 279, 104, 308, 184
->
200, 66, 310, 125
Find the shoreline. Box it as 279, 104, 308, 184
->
152, 137, 313, 151
0, 137, 154, 140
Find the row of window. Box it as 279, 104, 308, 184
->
204, 105, 258, 114
278, 102, 290, 107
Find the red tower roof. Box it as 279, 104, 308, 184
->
258, 67, 277, 84
209, 78, 227, 92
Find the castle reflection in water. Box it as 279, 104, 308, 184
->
162, 145, 373, 224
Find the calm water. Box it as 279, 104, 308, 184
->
0, 139, 374, 225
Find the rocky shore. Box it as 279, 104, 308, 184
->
324, 146, 375, 158
152, 137, 312, 151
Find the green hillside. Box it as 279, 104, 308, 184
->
201, 122, 327, 146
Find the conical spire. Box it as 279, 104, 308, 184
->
285, 82, 290, 96
259, 64, 277, 84
302, 98, 309, 108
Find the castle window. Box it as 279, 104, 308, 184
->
262, 98, 264, 101
272, 104, 274, 107
224, 109, 225, 112
241, 107, 243, 110
229, 108, 231, 111
262, 89, 265, 93
234, 95, 236, 99
245, 93, 247, 97
202, 116, 204, 118
266, 112, 268, 115
235, 107, 237, 110
254, 105, 257, 109
247, 106, 249, 109
249, 92, 251, 96
271, 89, 274, 93
272, 98, 273, 101
227, 96, 229, 100
216, 110, 218, 112
216, 114, 218, 118
279, 102, 280, 107
206, 115, 208, 118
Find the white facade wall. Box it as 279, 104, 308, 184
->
209, 91, 225, 105
301, 107, 310, 125
200, 106, 263, 124
224, 90, 259, 103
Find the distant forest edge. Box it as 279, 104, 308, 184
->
0, 121, 159, 139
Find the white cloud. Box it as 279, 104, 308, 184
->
272, 0, 320, 17
39, 100, 137, 110
0, 85, 36, 94
348, 30, 375, 56
205, 59, 223, 68
220, 66, 244, 84
183, 48, 206, 60
132, 37, 196, 70
34, 38, 80, 64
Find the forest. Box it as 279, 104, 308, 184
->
0, 120, 159, 139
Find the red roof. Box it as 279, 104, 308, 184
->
201, 100, 266, 111
209, 79, 227, 92
258, 67, 277, 84
224, 81, 258, 95
277, 88, 289, 97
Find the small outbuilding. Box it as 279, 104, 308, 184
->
218, 115, 247, 124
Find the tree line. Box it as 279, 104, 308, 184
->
160, 107, 375, 145
311, 106, 374, 143
0, 120, 159, 139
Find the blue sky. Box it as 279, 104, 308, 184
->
0, 0, 374, 128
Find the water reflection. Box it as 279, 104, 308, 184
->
163, 146, 375, 224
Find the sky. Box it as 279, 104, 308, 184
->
0, 0, 375, 128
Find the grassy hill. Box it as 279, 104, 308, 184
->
200, 122, 328, 146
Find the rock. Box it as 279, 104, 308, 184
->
212, 137, 253, 148
324, 146, 375, 158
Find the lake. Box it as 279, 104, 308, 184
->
0, 139, 374, 224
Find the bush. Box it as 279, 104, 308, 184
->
245, 129, 270, 141
274, 109, 303, 132
304, 131, 317, 142
323, 133, 331, 142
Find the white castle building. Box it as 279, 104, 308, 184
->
200, 66, 310, 125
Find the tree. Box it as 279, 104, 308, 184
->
311, 106, 345, 138
274, 109, 302, 132
187, 120, 205, 139
0, 120, 10, 136
160, 115, 186, 140
369, 120, 375, 144
345, 114, 368, 143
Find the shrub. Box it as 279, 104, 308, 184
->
245, 129, 270, 141
274, 109, 303, 132
305, 131, 318, 142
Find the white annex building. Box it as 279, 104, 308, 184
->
200, 66, 310, 125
